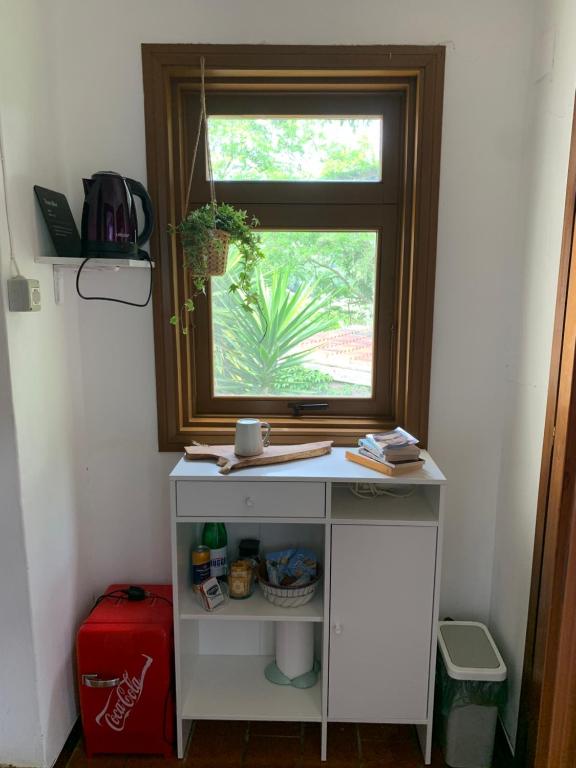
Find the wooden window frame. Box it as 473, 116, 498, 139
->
190, 91, 400, 419
142, 44, 445, 451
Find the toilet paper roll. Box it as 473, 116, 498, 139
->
275, 621, 314, 680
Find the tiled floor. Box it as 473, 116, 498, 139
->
66, 721, 447, 767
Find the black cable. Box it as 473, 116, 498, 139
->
75, 253, 153, 307
91, 588, 173, 613
145, 592, 173, 607
90, 590, 129, 612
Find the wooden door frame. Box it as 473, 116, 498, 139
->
516, 95, 576, 768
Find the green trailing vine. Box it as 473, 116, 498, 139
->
169, 202, 264, 333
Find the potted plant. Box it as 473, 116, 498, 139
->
169, 202, 264, 332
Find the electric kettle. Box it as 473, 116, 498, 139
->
81, 171, 154, 259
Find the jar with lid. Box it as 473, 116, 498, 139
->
228, 560, 254, 599
238, 538, 260, 581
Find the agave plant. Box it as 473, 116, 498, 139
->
212, 260, 341, 396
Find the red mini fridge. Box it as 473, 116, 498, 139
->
77, 584, 174, 757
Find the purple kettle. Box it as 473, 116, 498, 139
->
81, 171, 154, 258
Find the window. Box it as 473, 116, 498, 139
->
211, 230, 378, 399
142, 45, 445, 450
209, 116, 383, 182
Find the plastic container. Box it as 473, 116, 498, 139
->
437, 621, 507, 768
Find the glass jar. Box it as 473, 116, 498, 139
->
228, 560, 254, 599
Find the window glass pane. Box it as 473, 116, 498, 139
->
208, 118, 382, 182
211, 231, 377, 398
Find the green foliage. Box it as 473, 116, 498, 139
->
209, 117, 380, 181
168, 118, 380, 399
209, 119, 379, 320
169, 202, 264, 328
212, 263, 341, 396
258, 231, 376, 323
210, 118, 319, 180
319, 138, 379, 181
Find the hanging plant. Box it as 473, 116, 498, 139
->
169, 202, 263, 328
169, 57, 264, 333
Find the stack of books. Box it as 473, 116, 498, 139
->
346, 427, 425, 476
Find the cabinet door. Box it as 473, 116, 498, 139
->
329, 525, 436, 721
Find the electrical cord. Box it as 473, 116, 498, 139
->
75, 252, 153, 307
145, 592, 173, 607
349, 483, 415, 500
90, 589, 130, 612
91, 586, 173, 612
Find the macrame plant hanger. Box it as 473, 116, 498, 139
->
183, 56, 230, 277
176, 56, 265, 338
175, 57, 231, 333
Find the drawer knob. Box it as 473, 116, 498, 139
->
244, 496, 255, 508
333, 623, 343, 636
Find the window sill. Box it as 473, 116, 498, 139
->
161, 415, 407, 451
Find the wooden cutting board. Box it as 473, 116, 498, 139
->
184, 441, 333, 474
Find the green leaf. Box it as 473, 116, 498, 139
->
211, 256, 340, 395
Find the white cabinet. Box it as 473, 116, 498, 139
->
329, 525, 436, 722
170, 448, 445, 764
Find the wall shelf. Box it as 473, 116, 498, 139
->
34, 256, 153, 269
34, 255, 154, 304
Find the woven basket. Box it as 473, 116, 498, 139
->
258, 562, 321, 608
205, 229, 230, 275
187, 229, 230, 277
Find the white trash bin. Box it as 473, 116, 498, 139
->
437, 621, 507, 768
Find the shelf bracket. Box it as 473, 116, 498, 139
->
53, 265, 64, 305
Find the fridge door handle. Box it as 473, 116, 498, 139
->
82, 673, 121, 688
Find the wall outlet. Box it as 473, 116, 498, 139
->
7, 276, 41, 312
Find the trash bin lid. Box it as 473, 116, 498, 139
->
438, 621, 507, 681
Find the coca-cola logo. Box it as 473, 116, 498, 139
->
95, 654, 153, 732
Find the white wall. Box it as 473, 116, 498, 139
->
489, 0, 576, 746
1, 0, 553, 762
50, 0, 535, 620
0, 243, 42, 765
0, 2, 92, 764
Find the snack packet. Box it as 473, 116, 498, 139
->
265, 548, 317, 587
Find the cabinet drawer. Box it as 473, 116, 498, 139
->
176, 481, 325, 518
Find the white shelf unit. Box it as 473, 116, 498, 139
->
330, 483, 440, 525
179, 585, 324, 622
170, 447, 446, 763
181, 654, 323, 722
173, 516, 327, 753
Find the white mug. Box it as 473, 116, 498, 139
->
234, 418, 271, 457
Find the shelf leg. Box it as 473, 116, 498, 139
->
321, 720, 327, 761
178, 718, 193, 759
416, 722, 432, 764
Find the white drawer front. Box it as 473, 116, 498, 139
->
176, 481, 325, 518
